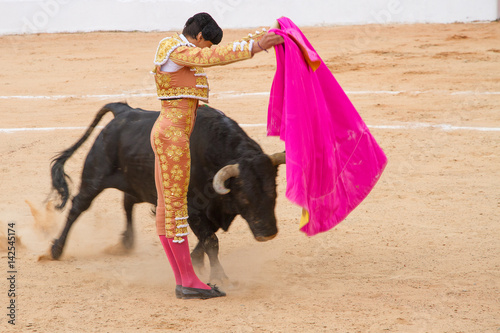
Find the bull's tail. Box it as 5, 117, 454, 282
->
50, 102, 129, 209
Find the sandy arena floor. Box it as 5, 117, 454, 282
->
0, 22, 499, 332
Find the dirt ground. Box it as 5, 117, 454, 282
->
0, 22, 499, 332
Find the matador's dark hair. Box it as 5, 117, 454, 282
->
182, 12, 223, 45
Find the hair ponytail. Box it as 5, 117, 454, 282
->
182, 12, 223, 45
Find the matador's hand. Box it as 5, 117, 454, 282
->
252, 32, 284, 55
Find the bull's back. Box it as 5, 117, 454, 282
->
88, 104, 260, 204
190, 106, 264, 165
91, 105, 159, 203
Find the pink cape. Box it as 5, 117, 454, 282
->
268, 17, 388, 236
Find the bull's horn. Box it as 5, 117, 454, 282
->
269, 152, 286, 166
213, 164, 240, 195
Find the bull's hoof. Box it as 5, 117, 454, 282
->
37, 252, 54, 261
121, 232, 134, 250
209, 275, 237, 289
50, 240, 63, 260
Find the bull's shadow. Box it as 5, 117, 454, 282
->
50, 102, 285, 284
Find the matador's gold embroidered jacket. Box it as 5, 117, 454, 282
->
153, 30, 267, 101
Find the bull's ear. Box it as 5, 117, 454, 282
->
269, 151, 286, 166
213, 164, 240, 194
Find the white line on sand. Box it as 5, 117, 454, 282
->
1, 90, 499, 100
1, 123, 499, 134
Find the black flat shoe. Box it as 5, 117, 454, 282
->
175, 285, 182, 299
182, 284, 226, 299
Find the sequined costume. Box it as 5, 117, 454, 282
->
151, 31, 266, 243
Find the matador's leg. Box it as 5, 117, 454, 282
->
153, 152, 182, 288
155, 99, 210, 291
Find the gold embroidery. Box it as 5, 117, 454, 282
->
152, 99, 196, 238
154, 37, 183, 64
241, 29, 267, 43
153, 29, 264, 101
152, 30, 265, 236
196, 76, 207, 86
170, 42, 252, 68
155, 79, 209, 101
153, 34, 209, 101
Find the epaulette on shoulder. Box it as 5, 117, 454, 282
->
154, 36, 184, 66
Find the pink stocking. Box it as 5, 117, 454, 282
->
168, 236, 210, 290
159, 235, 182, 286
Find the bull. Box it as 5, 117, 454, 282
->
50, 102, 285, 283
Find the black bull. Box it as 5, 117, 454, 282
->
50, 102, 285, 282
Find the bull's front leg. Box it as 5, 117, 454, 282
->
187, 212, 229, 284
203, 233, 230, 285
186, 214, 205, 272
190, 240, 205, 274
52, 187, 103, 259
121, 193, 136, 250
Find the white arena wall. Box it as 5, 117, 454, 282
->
0, 0, 499, 35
